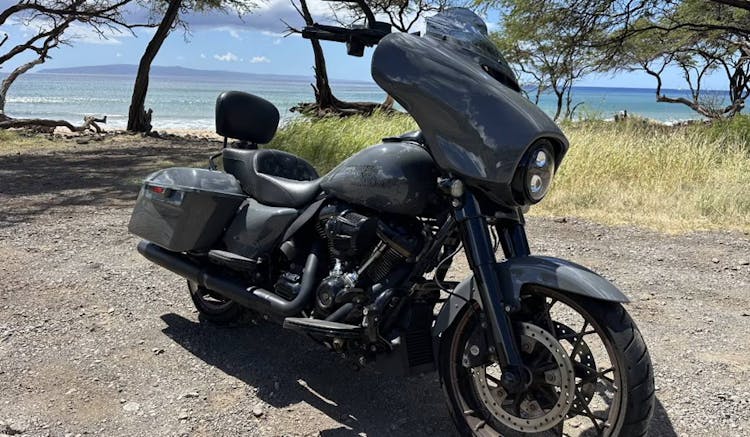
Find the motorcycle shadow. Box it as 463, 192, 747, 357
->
160, 312, 456, 436
160, 313, 678, 437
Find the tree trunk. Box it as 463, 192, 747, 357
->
127, 0, 182, 132
382, 94, 395, 110
0, 56, 46, 115
298, 0, 337, 109
311, 39, 336, 108
552, 88, 563, 121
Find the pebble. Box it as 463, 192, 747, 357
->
712, 258, 720, 263
252, 406, 264, 417
177, 411, 189, 420
122, 402, 140, 412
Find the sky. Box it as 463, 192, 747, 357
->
0, 0, 730, 90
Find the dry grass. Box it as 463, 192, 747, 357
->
270, 113, 750, 233
536, 119, 750, 233
2, 112, 747, 233
0, 130, 56, 154
268, 112, 418, 173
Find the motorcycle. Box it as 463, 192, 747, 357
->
129, 8, 654, 436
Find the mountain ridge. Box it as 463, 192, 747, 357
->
35, 64, 367, 83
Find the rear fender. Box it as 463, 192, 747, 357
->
432, 256, 629, 348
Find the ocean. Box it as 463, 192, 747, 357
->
3, 72, 712, 130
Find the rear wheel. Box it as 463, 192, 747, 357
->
187, 280, 246, 324
439, 286, 654, 436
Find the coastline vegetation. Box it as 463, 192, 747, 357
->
2, 111, 747, 233
270, 112, 750, 233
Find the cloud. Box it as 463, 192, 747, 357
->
6, 15, 128, 45
214, 26, 243, 40
250, 56, 270, 64
214, 52, 240, 62
200, 53, 206, 59
116, 52, 123, 57
179, 0, 334, 34
112, 1, 340, 37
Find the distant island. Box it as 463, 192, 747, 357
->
35, 64, 366, 84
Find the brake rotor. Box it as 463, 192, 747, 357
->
470, 322, 576, 433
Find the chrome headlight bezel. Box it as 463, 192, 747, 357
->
512, 141, 556, 205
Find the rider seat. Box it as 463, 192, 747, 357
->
215, 91, 321, 208
223, 148, 320, 208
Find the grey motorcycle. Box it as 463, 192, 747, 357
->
129, 8, 654, 436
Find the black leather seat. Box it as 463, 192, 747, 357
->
223, 148, 321, 208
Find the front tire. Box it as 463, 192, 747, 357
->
439, 286, 654, 436
187, 280, 247, 324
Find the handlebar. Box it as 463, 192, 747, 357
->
302, 22, 391, 56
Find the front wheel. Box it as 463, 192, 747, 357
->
439, 286, 654, 436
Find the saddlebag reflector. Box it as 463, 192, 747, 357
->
128, 167, 246, 252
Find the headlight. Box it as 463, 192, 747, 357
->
512, 141, 555, 204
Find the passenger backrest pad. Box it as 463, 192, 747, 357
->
215, 91, 280, 144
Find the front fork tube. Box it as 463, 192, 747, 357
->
452, 192, 525, 376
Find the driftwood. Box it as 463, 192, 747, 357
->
291, 85, 397, 117
291, 101, 395, 117
0, 115, 107, 133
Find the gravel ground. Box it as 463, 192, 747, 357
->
0, 134, 748, 437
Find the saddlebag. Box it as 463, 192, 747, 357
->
128, 167, 247, 252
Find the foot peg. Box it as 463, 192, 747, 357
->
283, 317, 362, 339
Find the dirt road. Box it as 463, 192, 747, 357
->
1, 134, 748, 436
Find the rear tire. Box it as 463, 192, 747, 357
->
187, 280, 246, 325
439, 287, 654, 436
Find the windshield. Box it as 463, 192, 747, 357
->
424, 8, 520, 92
371, 8, 567, 206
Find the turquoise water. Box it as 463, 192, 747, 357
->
3, 72, 714, 129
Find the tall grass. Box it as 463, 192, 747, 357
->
268, 113, 750, 233
268, 112, 417, 173
542, 119, 750, 232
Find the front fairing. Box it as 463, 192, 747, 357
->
371, 9, 568, 206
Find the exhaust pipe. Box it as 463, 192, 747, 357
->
137, 240, 320, 317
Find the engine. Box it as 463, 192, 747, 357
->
313, 202, 423, 316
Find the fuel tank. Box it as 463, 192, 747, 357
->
321, 141, 439, 216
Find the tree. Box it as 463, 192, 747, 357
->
490, 0, 604, 121
596, 0, 750, 118
484, 0, 750, 119
0, 1, 140, 124
126, 0, 254, 132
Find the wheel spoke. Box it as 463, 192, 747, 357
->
546, 297, 558, 312
574, 387, 610, 434
569, 321, 593, 358
533, 384, 559, 407
485, 372, 502, 386
511, 393, 524, 416
544, 298, 559, 336
598, 367, 616, 385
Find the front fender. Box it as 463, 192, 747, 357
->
432, 256, 629, 341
